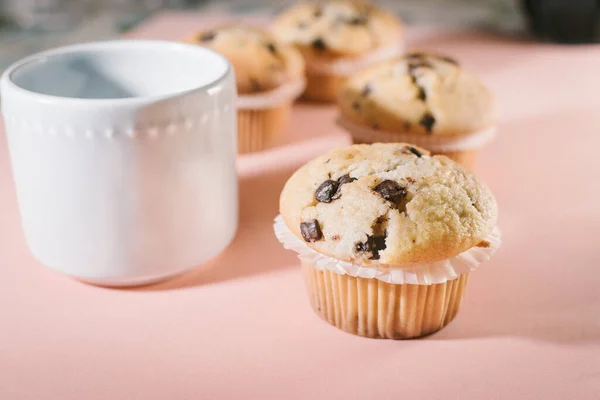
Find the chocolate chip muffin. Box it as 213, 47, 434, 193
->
272, 0, 403, 102
189, 25, 305, 153
337, 52, 497, 168
277, 143, 499, 339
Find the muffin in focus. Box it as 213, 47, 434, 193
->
272, 0, 403, 102
189, 25, 306, 153
276, 143, 500, 339
338, 52, 497, 168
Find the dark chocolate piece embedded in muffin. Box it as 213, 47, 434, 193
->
373, 180, 407, 203
315, 180, 339, 203
332, 175, 356, 200
355, 234, 387, 260
407, 146, 423, 157
419, 113, 436, 133
300, 220, 323, 242
312, 38, 327, 51
199, 31, 216, 42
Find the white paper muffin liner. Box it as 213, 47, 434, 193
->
338, 116, 497, 152
237, 78, 306, 110
274, 215, 501, 285
305, 42, 404, 77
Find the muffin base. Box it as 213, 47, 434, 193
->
238, 105, 291, 153
302, 72, 348, 103
351, 138, 477, 169
302, 263, 468, 339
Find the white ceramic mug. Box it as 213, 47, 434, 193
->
0, 40, 238, 286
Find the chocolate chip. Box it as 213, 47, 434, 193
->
406, 52, 426, 60
314, 7, 323, 17
371, 236, 386, 259
439, 55, 458, 65
355, 241, 369, 253
371, 122, 380, 130
300, 220, 323, 242
250, 79, 261, 92
312, 38, 327, 51
419, 112, 436, 133
470, 195, 481, 211
332, 174, 356, 200
199, 31, 216, 42
408, 64, 428, 102
352, 102, 360, 110
407, 146, 423, 157
266, 42, 277, 54
347, 15, 368, 25
373, 180, 407, 202
315, 180, 339, 203
361, 84, 372, 97
337, 174, 356, 185
408, 60, 432, 72
355, 235, 387, 260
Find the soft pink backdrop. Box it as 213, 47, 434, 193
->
1, 13, 599, 399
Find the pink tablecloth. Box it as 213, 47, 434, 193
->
1, 12, 599, 400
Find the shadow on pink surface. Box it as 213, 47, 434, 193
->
429, 234, 600, 343
134, 162, 302, 290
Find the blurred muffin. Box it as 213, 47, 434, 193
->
189, 25, 305, 153
276, 143, 499, 339
337, 52, 497, 168
272, 0, 403, 102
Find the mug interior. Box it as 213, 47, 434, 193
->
9, 41, 229, 100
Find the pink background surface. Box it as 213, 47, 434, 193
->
1, 12, 600, 399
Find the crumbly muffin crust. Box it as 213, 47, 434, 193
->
189, 25, 305, 94
272, 0, 402, 58
338, 53, 496, 136
280, 143, 497, 265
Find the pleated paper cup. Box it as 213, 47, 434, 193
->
236, 78, 305, 154
338, 116, 497, 170
303, 264, 469, 339
302, 42, 403, 103
274, 215, 501, 339
302, 72, 348, 103
237, 106, 291, 153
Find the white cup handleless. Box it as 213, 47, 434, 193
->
0, 40, 238, 286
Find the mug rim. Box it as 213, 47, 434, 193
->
0, 39, 232, 107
